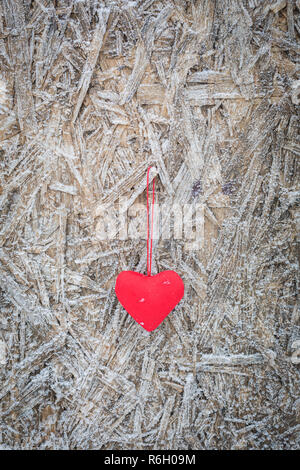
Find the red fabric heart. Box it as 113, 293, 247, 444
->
115, 270, 184, 332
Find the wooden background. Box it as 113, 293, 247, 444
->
0, 0, 299, 450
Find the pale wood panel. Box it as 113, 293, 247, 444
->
0, 0, 299, 450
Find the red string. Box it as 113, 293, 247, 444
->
146, 166, 155, 276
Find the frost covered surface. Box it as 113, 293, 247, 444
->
0, 0, 299, 450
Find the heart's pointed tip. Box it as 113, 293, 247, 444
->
143, 325, 157, 332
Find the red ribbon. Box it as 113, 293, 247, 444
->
146, 166, 155, 276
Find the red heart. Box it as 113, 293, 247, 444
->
115, 270, 184, 332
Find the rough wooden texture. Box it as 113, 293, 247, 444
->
0, 0, 299, 450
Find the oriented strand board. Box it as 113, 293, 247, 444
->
0, 0, 299, 450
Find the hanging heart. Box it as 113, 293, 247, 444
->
115, 167, 184, 331
115, 270, 184, 332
